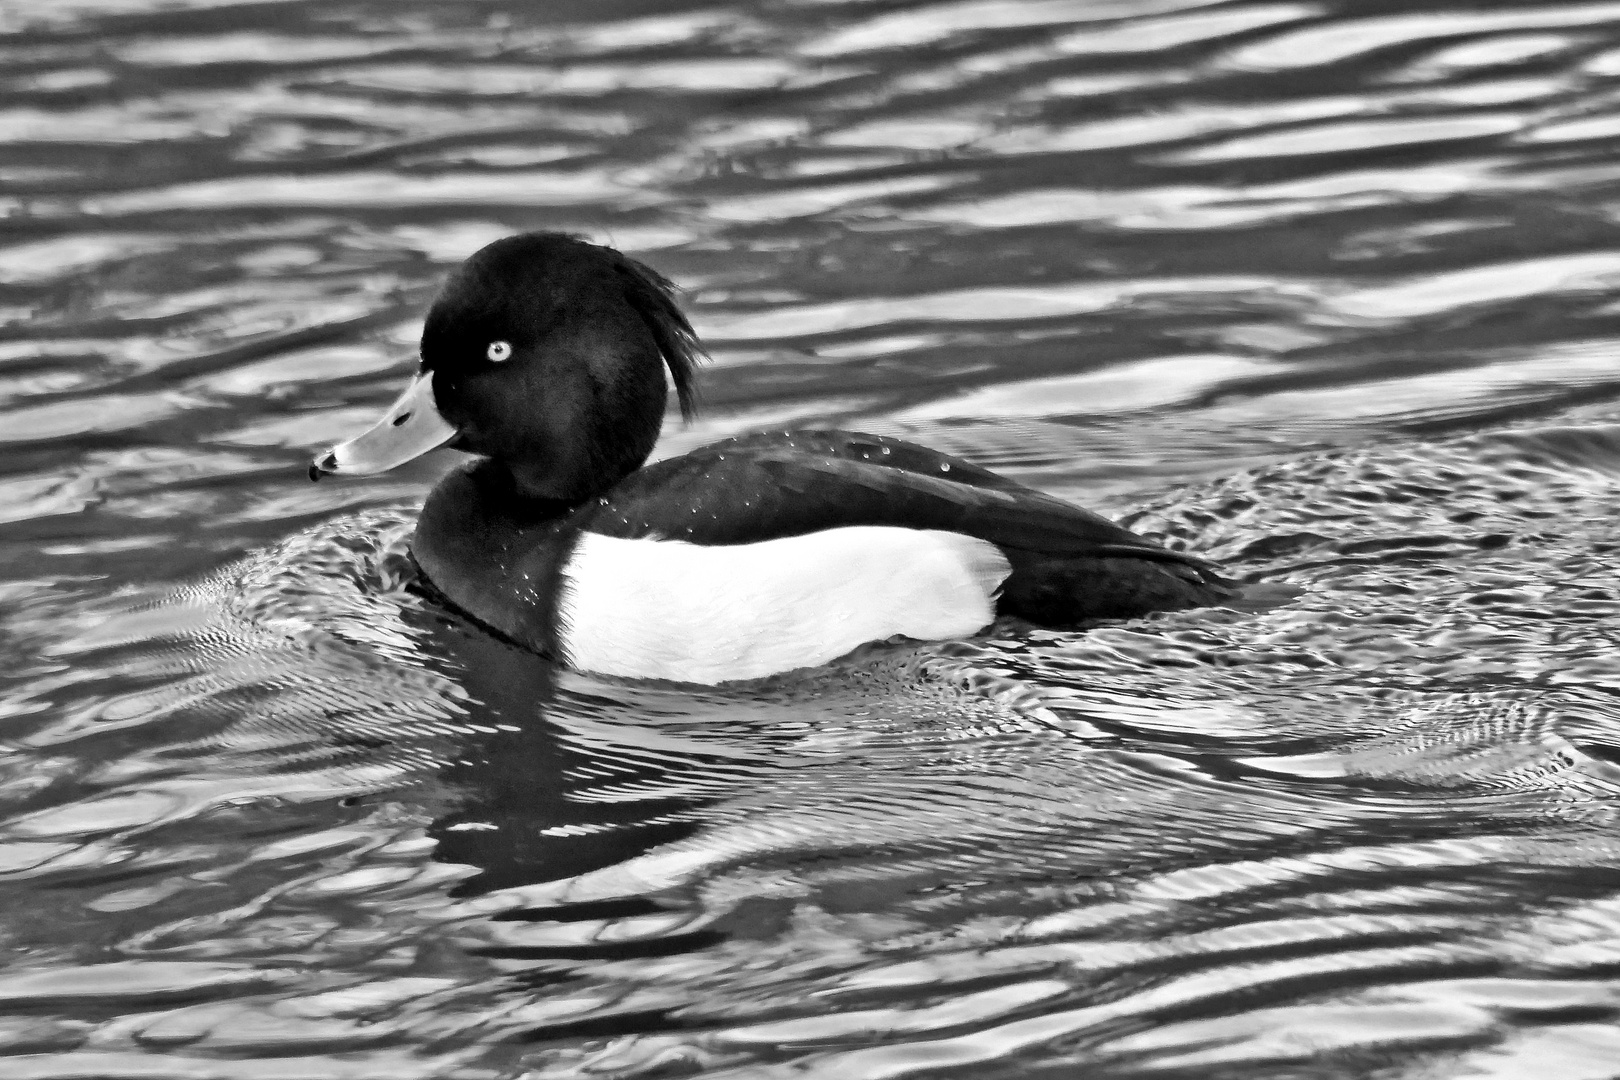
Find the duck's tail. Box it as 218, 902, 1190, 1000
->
995, 548, 1299, 626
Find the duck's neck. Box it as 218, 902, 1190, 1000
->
498, 382, 665, 503
413, 459, 580, 655
501, 457, 596, 506
473, 458, 586, 517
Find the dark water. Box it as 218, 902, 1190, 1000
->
4, 0, 1620, 1076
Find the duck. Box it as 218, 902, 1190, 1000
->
310, 232, 1235, 684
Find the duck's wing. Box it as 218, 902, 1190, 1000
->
584, 430, 1210, 570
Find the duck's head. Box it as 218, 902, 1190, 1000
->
310, 232, 701, 501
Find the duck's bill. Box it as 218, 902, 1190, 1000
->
309, 372, 458, 481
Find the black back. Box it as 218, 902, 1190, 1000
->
578, 430, 1210, 567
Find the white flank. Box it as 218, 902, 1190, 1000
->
557, 526, 1011, 684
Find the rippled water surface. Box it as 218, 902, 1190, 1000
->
5, 0, 1620, 1076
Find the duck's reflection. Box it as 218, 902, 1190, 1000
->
410, 611, 715, 897
407, 602, 847, 901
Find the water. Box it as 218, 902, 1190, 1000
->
3, 0, 1620, 1075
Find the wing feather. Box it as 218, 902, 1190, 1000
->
584, 431, 1214, 573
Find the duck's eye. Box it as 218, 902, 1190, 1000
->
486, 340, 514, 363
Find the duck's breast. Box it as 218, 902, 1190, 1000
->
556, 525, 1010, 684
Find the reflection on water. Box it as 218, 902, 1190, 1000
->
4, 0, 1620, 1076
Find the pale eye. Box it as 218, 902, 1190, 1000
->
486, 340, 513, 363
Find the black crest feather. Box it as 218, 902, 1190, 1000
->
609, 250, 703, 421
